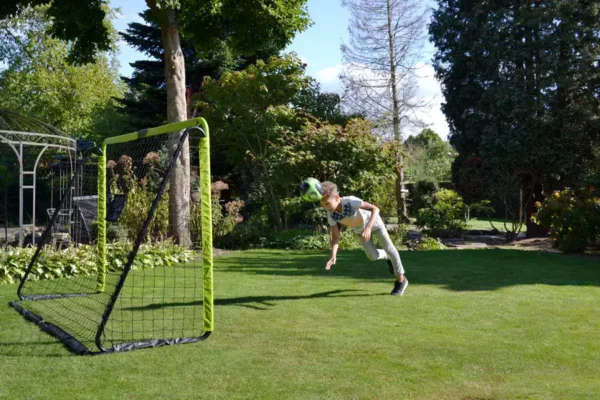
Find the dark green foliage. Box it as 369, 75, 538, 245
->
415, 189, 466, 237
118, 10, 282, 129
294, 80, 363, 126
534, 189, 600, 253
408, 180, 437, 217
0, 242, 191, 285
0, 0, 110, 64
429, 0, 600, 235
214, 226, 362, 251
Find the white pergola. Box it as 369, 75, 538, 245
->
0, 110, 76, 246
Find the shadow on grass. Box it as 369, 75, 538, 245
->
0, 288, 74, 357
0, 323, 72, 358
218, 249, 600, 291
126, 289, 386, 311
0, 339, 70, 358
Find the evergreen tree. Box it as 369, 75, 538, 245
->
119, 10, 284, 128
430, 0, 600, 237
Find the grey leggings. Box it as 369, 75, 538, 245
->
359, 227, 405, 276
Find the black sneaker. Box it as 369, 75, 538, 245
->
386, 260, 395, 275
391, 278, 408, 296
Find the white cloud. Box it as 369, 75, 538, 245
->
414, 63, 440, 97
412, 63, 449, 140
412, 96, 449, 140
313, 64, 343, 93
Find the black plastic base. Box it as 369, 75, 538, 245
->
9, 301, 211, 355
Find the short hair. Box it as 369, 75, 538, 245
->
321, 181, 338, 197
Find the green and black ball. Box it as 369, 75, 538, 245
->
300, 178, 323, 202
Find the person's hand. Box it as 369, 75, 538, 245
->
325, 256, 336, 270
361, 227, 372, 242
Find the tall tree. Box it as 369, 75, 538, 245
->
294, 80, 364, 126
340, 0, 429, 223
0, 1, 111, 64
2, 0, 309, 245
199, 54, 311, 229
119, 10, 281, 129
142, 0, 309, 246
430, 0, 600, 237
405, 128, 442, 148
0, 5, 124, 142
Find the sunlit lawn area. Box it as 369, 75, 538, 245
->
1, 249, 598, 399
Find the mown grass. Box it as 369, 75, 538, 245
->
1, 249, 599, 399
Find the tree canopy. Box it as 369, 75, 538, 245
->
0, 5, 124, 141
430, 0, 600, 235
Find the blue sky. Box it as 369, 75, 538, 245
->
110, 0, 448, 138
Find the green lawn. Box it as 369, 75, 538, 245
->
386, 217, 527, 233
466, 218, 528, 233
1, 249, 599, 399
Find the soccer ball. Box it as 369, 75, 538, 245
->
300, 178, 323, 202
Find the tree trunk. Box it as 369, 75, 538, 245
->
386, 0, 409, 223
155, 5, 191, 246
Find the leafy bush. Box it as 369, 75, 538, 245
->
191, 180, 244, 244
406, 236, 446, 251
534, 189, 600, 253
0, 245, 96, 284
415, 189, 466, 237
104, 241, 192, 272
107, 153, 169, 242
0, 241, 192, 285
408, 180, 437, 217
215, 223, 363, 251
271, 228, 361, 251
213, 212, 269, 250
118, 181, 170, 242
387, 224, 408, 246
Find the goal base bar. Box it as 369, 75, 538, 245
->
9, 301, 90, 355
9, 300, 212, 355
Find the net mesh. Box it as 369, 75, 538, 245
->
11, 127, 210, 354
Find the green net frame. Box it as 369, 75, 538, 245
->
10, 118, 213, 354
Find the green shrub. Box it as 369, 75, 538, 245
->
416, 189, 466, 237
0, 241, 192, 285
213, 211, 270, 250
215, 223, 363, 251
406, 236, 446, 251
387, 224, 408, 246
534, 189, 600, 253
191, 180, 244, 245
118, 182, 170, 242
279, 228, 361, 251
107, 153, 169, 242
408, 180, 437, 217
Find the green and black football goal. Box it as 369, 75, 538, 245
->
9, 118, 214, 354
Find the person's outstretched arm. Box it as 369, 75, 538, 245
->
326, 224, 340, 270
